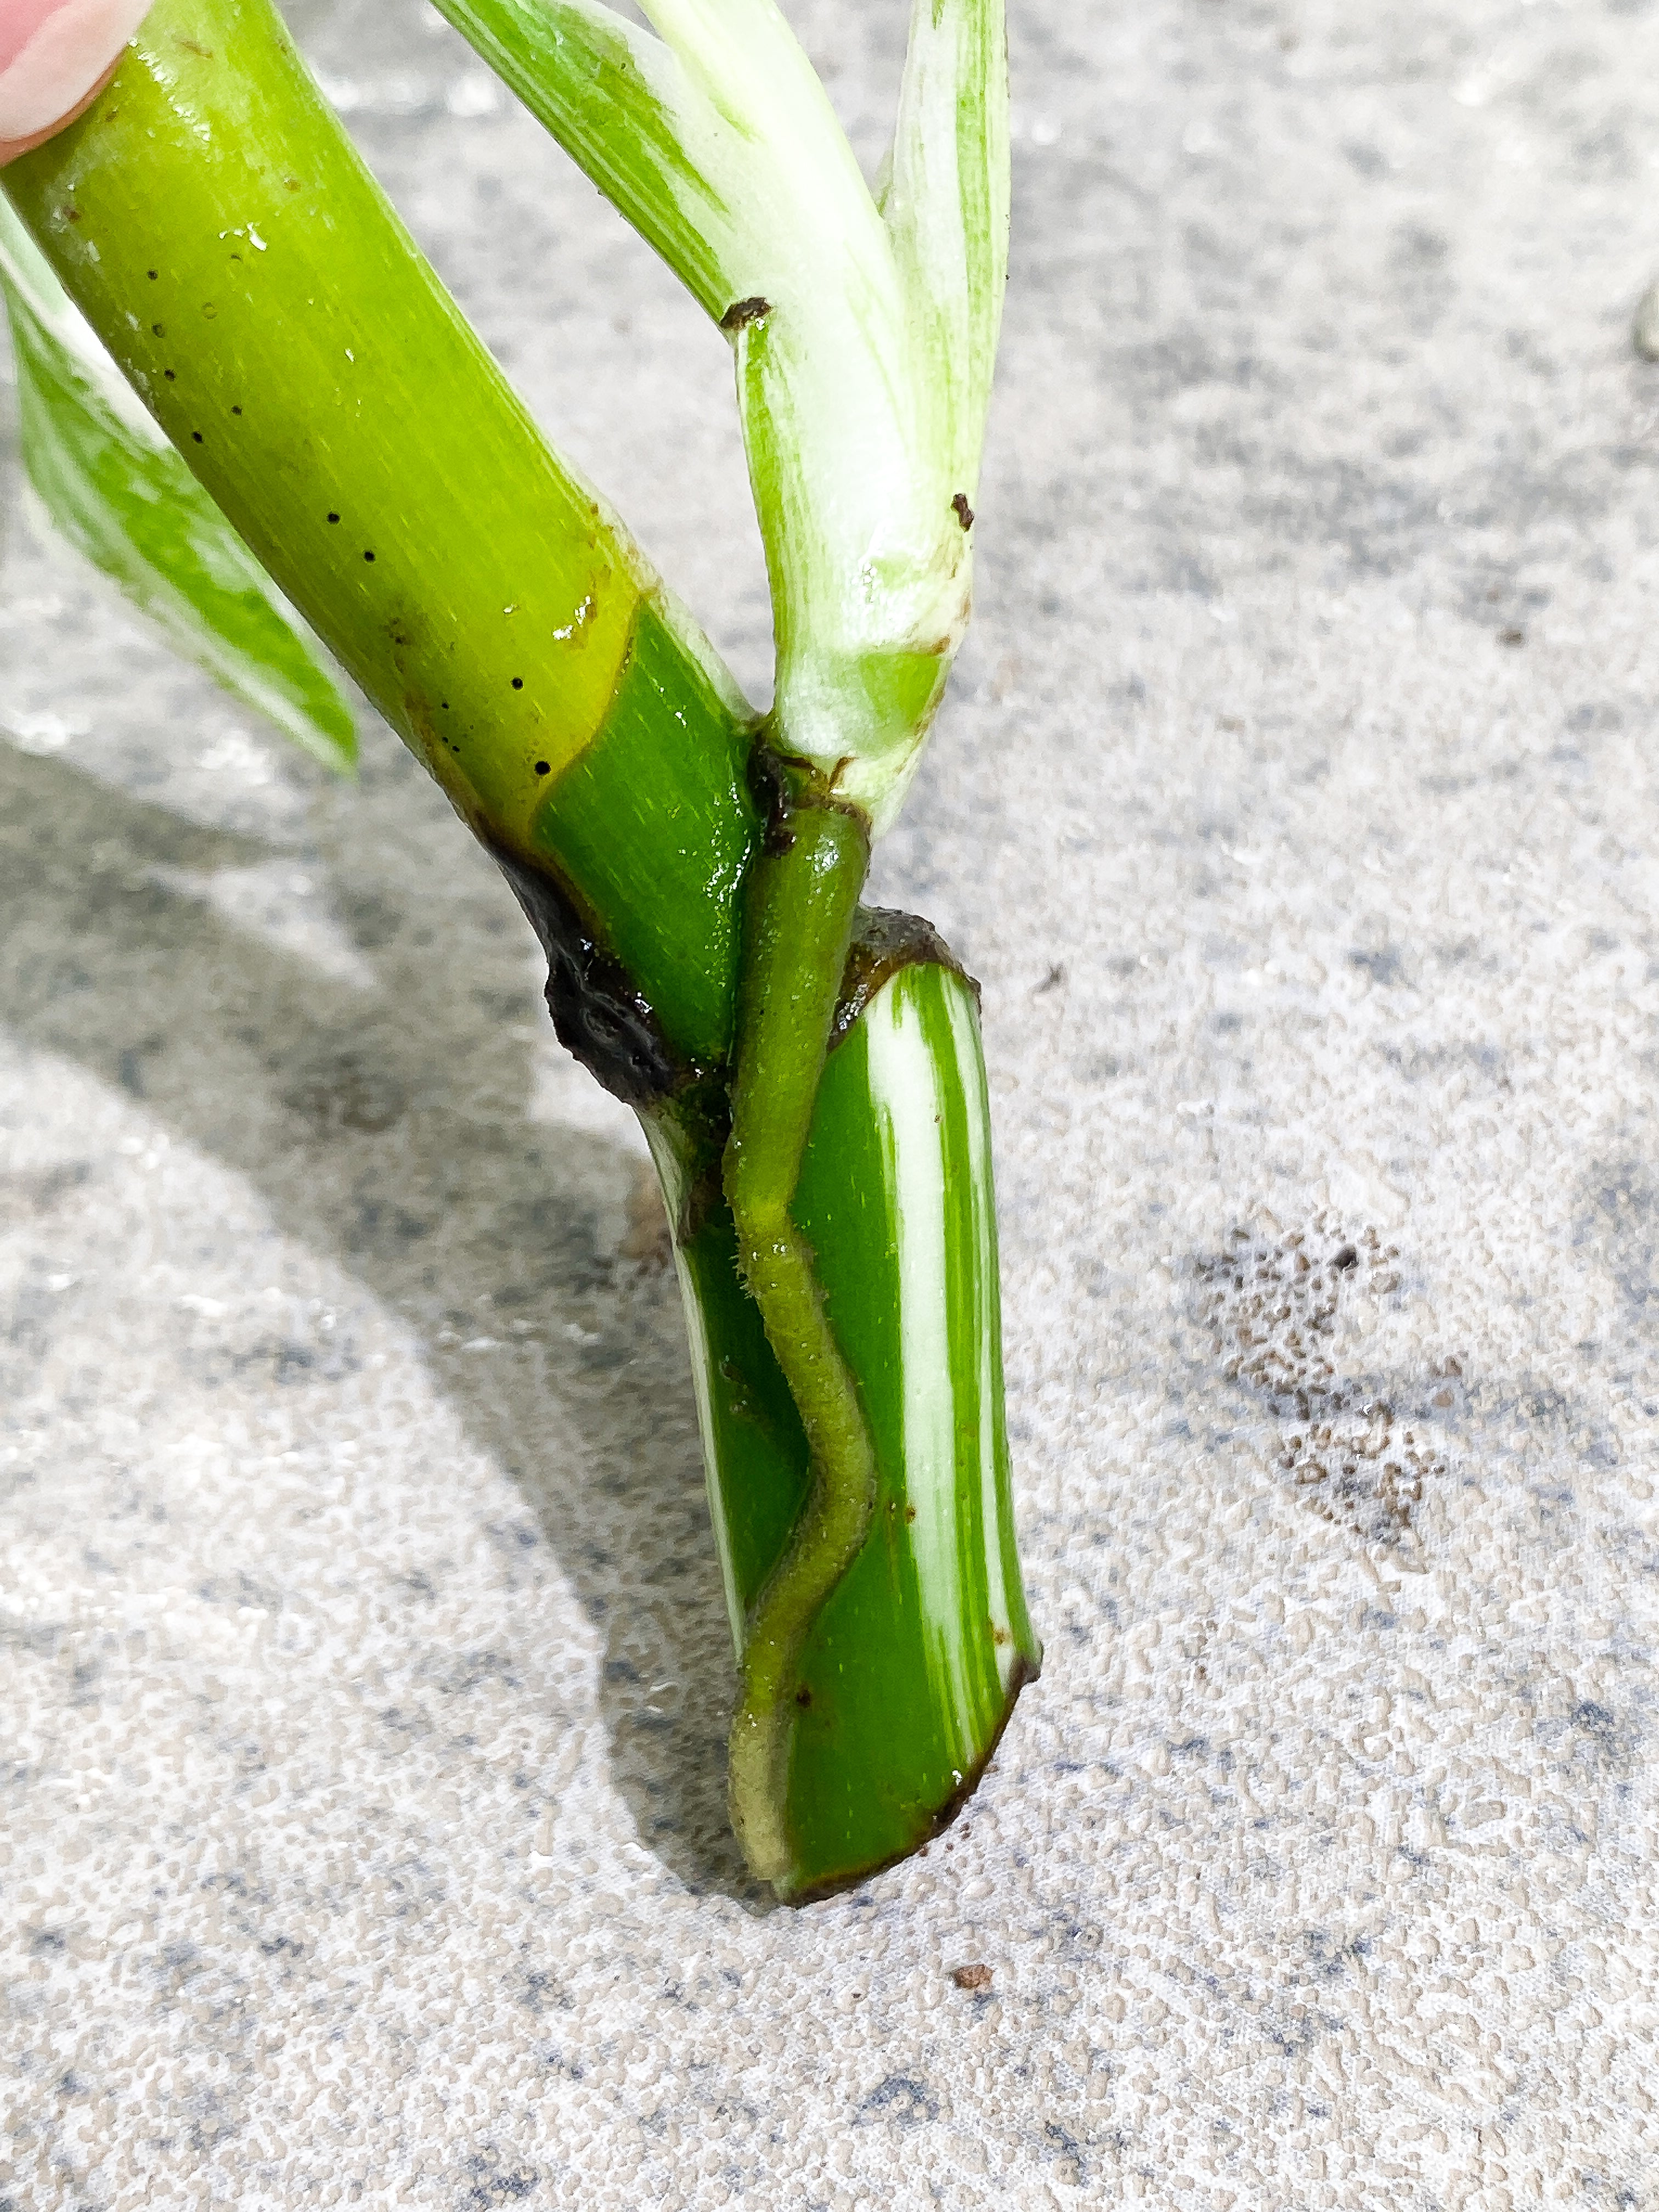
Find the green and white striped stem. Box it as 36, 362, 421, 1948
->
1, 0, 1039, 1897
660, 922, 1039, 1897
431, 0, 1009, 828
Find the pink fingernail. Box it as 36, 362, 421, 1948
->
0, 0, 153, 156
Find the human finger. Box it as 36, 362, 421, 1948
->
0, 0, 153, 165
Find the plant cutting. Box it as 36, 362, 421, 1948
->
1, 0, 1040, 1898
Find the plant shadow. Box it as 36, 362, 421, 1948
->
0, 732, 765, 1905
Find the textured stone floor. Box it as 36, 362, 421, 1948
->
3, 1, 1659, 2205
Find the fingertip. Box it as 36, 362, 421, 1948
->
0, 0, 152, 166
0, 51, 117, 162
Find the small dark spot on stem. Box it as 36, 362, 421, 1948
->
363, 550, 376, 562
163, 369, 175, 381
720, 295, 771, 332
952, 491, 975, 531
534, 760, 550, 776
905, 1503, 917, 1522
231, 405, 242, 416
795, 1686, 812, 1707
146, 269, 158, 280
511, 676, 524, 690
191, 431, 204, 443
63, 207, 81, 223
326, 512, 340, 523
201, 303, 216, 319
284, 177, 302, 191
151, 323, 164, 336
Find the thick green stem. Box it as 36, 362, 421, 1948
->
660, 933, 1041, 1898
1, 0, 754, 1073
721, 758, 874, 1886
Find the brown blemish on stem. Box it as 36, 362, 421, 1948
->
490, 844, 682, 1108
720, 295, 772, 332
745, 740, 867, 859
830, 906, 977, 1050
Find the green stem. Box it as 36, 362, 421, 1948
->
1, 0, 754, 1073
663, 928, 1042, 1898
2, 0, 1042, 1899
721, 754, 874, 1886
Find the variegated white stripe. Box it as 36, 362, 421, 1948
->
882, 0, 1009, 501
944, 975, 1019, 1689
866, 969, 979, 1768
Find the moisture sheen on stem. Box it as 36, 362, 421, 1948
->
1, 0, 1042, 1900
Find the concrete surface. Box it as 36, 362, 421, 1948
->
4, 0, 1659, 2205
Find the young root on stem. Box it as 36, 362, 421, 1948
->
722, 752, 876, 1887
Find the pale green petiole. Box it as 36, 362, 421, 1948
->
432, 0, 1009, 826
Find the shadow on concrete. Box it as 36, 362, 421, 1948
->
0, 732, 763, 1904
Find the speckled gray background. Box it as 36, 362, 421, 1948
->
4, 1, 1659, 2205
